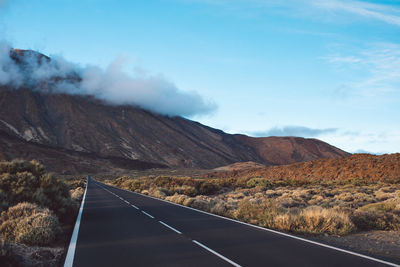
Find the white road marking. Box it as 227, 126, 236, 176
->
106, 183, 399, 267
141, 211, 154, 219
159, 221, 182, 234
63, 178, 89, 267
131, 204, 139, 210
192, 240, 241, 267
124, 200, 130, 204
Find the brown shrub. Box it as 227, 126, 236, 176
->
351, 210, 400, 230
274, 206, 355, 235
0, 161, 77, 222
0, 203, 60, 246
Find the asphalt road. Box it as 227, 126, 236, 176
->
67, 178, 398, 267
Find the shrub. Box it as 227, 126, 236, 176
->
274, 206, 355, 235
234, 198, 282, 227
0, 161, 77, 222
246, 178, 272, 190
0, 202, 60, 246
198, 182, 220, 195
165, 194, 189, 205
70, 187, 84, 201
351, 210, 400, 230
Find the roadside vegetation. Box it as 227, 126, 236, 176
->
107, 172, 400, 237
0, 160, 85, 266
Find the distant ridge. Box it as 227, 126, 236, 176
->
205, 153, 400, 182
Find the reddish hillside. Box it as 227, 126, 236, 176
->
234, 135, 350, 165
206, 153, 400, 182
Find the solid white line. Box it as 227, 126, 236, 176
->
63, 178, 89, 267
102, 182, 399, 267
192, 240, 241, 267
124, 200, 130, 204
131, 204, 139, 210
159, 221, 182, 234
142, 210, 154, 219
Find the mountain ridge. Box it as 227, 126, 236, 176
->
0, 49, 350, 172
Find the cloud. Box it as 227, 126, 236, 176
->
252, 125, 338, 138
325, 42, 400, 97
311, 0, 400, 27
0, 42, 216, 117
184, 0, 400, 27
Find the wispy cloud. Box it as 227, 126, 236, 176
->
252, 125, 338, 138
183, 0, 400, 27
311, 0, 400, 27
325, 42, 400, 97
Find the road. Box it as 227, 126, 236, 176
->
65, 177, 398, 267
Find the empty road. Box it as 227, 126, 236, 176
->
65, 178, 398, 267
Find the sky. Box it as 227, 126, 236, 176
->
0, 0, 399, 154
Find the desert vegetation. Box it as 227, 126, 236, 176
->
107, 154, 400, 237
0, 160, 85, 266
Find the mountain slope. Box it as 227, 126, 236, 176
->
0, 49, 350, 172
0, 87, 349, 169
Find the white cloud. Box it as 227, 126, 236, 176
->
183, 0, 400, 27
252, 125, 338, 138
326, 43, 400, 97
0, 43, 217, 117
311, 0, 400, 27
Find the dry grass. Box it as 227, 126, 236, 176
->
108, 173, 400, 236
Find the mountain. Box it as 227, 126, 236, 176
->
205, 153, 400, 182
0, 49, 350, 173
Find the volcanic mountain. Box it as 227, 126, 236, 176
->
0, 49, 350, 173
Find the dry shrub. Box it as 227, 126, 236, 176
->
0, 203, 60, 246
149, 187, 169, 199
165, 194, 189, 205
246, 178, 272, 190
0, 160, 77, 222
210, 199, 233, 216
274, 206, 355, 235
173, 185, 197, 196
70, 187, 84, 201
186, 198, 210, 211
352, 210, 400, 231
334, 192, 354, 202
359, 200, 398, 213
234, 198, 282, 227
198, 182, 220, 195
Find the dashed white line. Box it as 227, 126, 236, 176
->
124, 200, 130, 204
192, 240, 241, 267
141, 211, 154, 219
131, 204, 139, 210
159, 221, 182, 234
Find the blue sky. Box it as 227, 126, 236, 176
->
1, 0, 399, 154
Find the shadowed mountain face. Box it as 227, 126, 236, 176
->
0, 50, 350, 172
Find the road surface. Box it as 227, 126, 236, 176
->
65, 177, 398, 267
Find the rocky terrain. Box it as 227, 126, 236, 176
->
206, 153, 400, 182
